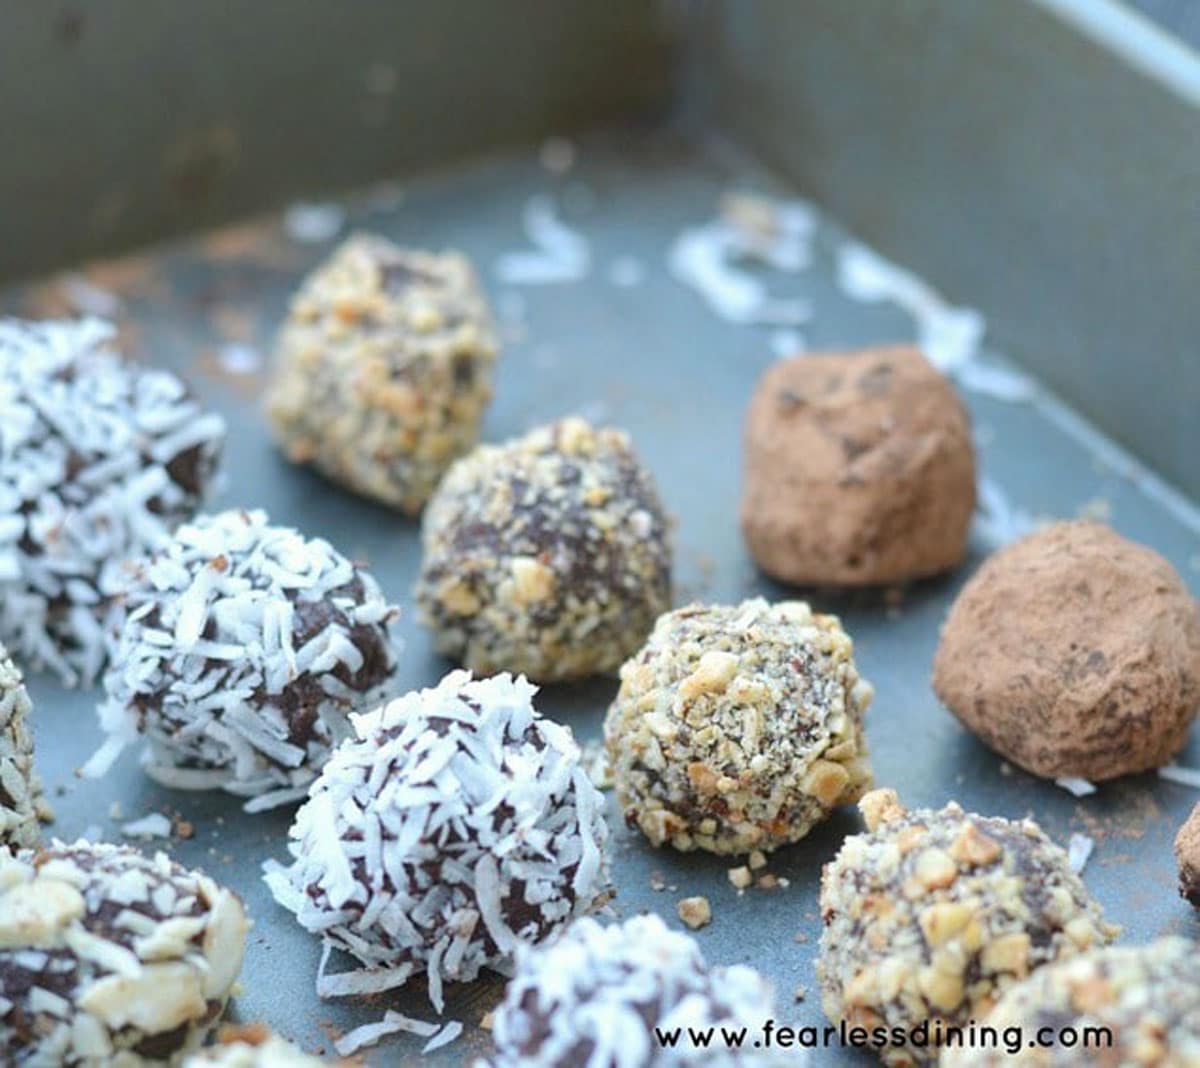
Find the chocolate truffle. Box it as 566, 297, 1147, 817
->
1175, 802, 1200, 906
942, 938, 1200, 1067
491, 914, 784, 1068
416, 418, 672, 681
818, 789, 1116, 1067
86, 509, 400, 811
741, 346, 975, 587
184, 1027, 324, 1067
264, 671, 609, 1012
0, 317, 225, 685
0, 645, 46, 849
933, 520, 1200, 781
605, 599, 873, 854
0, 840, 249, 1066
266, 233, 498, 513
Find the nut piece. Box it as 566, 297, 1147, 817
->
677, 896, 712, 929
818, 793, 1113, 1067
728, 866, 753, 891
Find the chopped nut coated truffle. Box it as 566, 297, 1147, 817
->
741, 346, 975, 587
417, 418, 672, 681
943, 938, 1200, 1067
818, 790, 1116, 1067
606, 599, 872, 854
266, 233, 498, 513
0, 840, 249, 1066
934, 520, 1200, 781
0, 646, 44, 849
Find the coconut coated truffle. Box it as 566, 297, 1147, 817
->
933, 520, 1200, 781
491, 914, 785, 1068
266, 233, 498, 513
0, 646, 46, 850
184, 1027, 324, 1067
605, 599, 873, 855
264, 671, 609, 1012
0, 317, 225, 685
741, 346, 975, 587
943, 938, 1200, 1067
0, 840, 249, 1066
416, 418, 672, 681
818, 790, 1116, 1067
87, 509, 400, 810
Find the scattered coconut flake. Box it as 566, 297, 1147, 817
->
283, 201, 346, 244
217, 343, 262, 376
1067, 832, 1095, 874
422, 1020, 463, 1054
669, 194, 814, 326
495, 195, 591, 285
1160, 764, 1200, 788
333, 1010, 439, 1057
836, 240, 985, 374
539, 137, 577, 175
973, 476, 1038, 548
119, 813, 172, 839
62, 274, 123, 318
957, 360, 1035, 403
607, 256, 646, 288
1055, 776, 1097, 798
770, 328, 806, 358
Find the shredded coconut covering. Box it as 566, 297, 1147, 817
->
87, 509, 401, 808
0, 318, 226, 686
264, 671, 610, 1011
0, 645, 44, 849
490, 914, 787, 1067
0, 839, 249, 1066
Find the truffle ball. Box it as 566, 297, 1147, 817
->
266, 233, 498, 513
741, 346, 975, 587
942, 938, 1200, 1067
1174, 802, 1200, 907
87, 509, 401, 810
0, 317, 225, 685
491, 914, 784, 1068
416, 418, 672, 681
0, 645, 46, 849
933, 520, 1200, 781
0, 840, 249, 1066
818, 789, 1116, 1067
605, 599, 873, 854
264, 671, 609, 1012
184, 1027, 324, 1067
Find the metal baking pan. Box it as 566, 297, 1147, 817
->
2, 3, 1198, 1064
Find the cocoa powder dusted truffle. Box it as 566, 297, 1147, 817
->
933, 520, 1200, 781
741, 346, 975, 587
0, 645, 46, 850
943, 938, 1200, 1067
266, 233, 498, 513
0, 318, 225, 685
605, 598, 873, 855
184, 1027, 324, 1067
1174, 803, 1200, 906
416, 418, 672, 681
0, 840, 249, 1066
818, 789, 1117, 1067
86, 509, 401, 811
263, 671, 609, 1012
491, 914, 785, 1068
